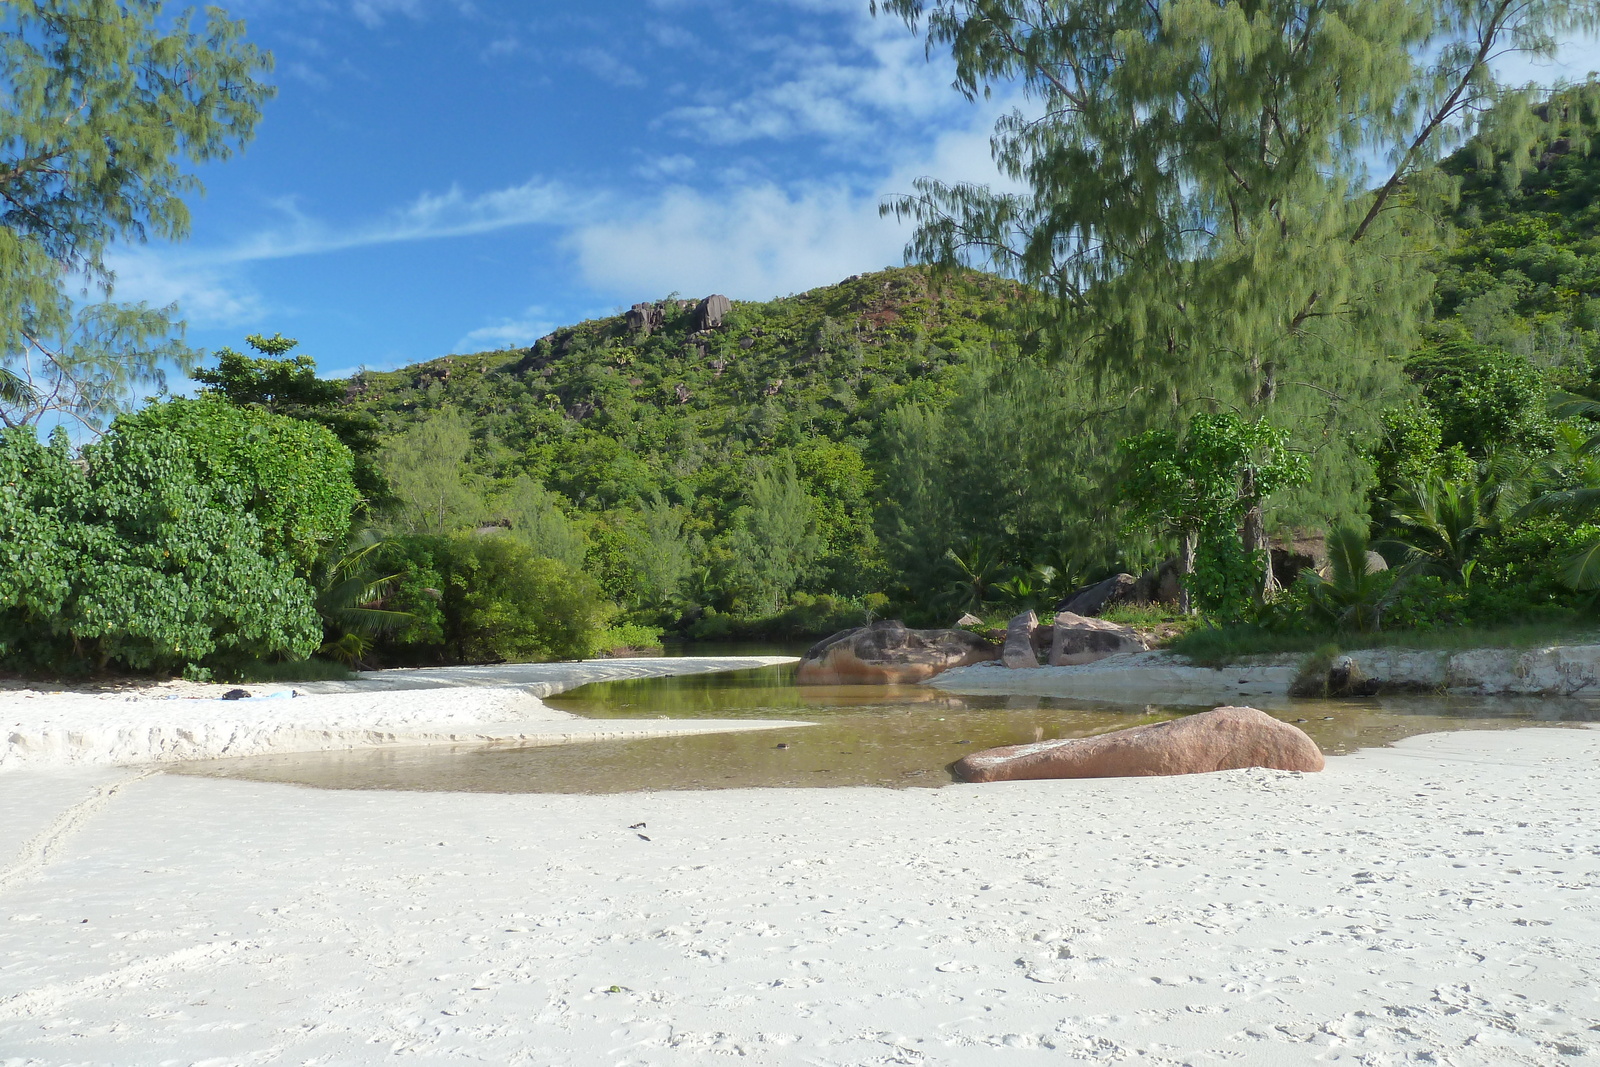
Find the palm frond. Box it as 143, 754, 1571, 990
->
1559, 535, 1600, 591
0, 367, 36, 407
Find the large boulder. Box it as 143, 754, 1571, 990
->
797, 621, 999, 685
625, 302, 665, 336
1048, 612, 1148, 666
694, 294, 732, 331
1002, 610, 1041, 669
1130, 559, 1184, 607
953, 706, 1325, 782
1055, 573, 1138, 616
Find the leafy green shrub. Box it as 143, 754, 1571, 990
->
1300, 525, 1398, 632
374, 533, 612, 664
597, 622, 666, 653
116, 398, 358, 568
0, 426, 321, 675
682, 592, 877, 641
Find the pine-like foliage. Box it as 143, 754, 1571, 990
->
0, 1, 273, 429
875, 0, 1600, 527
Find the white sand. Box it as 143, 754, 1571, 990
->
1, 657, 802, 771
2, 725, 1597, 1064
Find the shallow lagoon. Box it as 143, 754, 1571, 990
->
174, 660, 1600, 793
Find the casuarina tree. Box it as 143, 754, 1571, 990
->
876, 0, 1600, 547
0, 1, 273, 430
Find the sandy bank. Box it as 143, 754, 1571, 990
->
1, 726, 1596, 1063
0, 656, 802, 771
931, 643, 1600, 702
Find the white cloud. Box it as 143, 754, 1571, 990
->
453, 309, 558, 353
103, 248, 264, 328
567, 101, 1020, 301
212, 178, 576, 264
1490, 30, 1600, 85
350, 0, 423, 28
571, 47, 646, 88
660, 2, 953, 146
567, 183, 907, 300
635, 154, 698, 180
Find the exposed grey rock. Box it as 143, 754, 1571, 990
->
1049, 612, 1148, 666
1003, 610, 1041, 669
694, 294, 732, 330
626, 302, 665, 335
1056, 573, 1139, 617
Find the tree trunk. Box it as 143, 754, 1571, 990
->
1241, 502, 1280, 602
1177, 528, 1198, 615
1238, 462, 1279, 603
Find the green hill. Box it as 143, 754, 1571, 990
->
349, 267, 1028, 626
347, 86, 1600, 637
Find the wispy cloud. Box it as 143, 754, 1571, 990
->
567, 104, 1021, 301
659, 1, 953, 146
209, 178, 577, 265
104, 248, 265, 328
108, 178, 583, 331
453, 308, 559, 352
571, 47, 646, 88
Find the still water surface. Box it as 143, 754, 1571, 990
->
175, 660, 1600, 794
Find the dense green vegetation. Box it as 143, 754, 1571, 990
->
6, 0, 1600, 679
336, 82, 1600, 654
350, 269, 1027, 631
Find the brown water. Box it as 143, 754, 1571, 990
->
173, 661, 1600, 794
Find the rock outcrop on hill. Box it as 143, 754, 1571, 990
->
694, 294, 732, 330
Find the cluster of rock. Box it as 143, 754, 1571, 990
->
952, 706, 1325, 782
795, 609, 1152, 686
624, 294, 732, 337
795, 621, 1000, 685
1000, 609, 1147, 669
1048, 534, 1385, 617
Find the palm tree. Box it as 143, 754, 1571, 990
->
1376, 452, 1531, 585
1518, 405, 1600, 589
309, 534, 412, 666
1300, 525, 1398, 633
940, 539, 1011, 614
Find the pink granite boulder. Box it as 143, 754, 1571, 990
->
953, 706, 1324, 782
796, 621, 1000, 685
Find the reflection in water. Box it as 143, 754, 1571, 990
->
173, 660, 1600, 794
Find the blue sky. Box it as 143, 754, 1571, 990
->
110, 0, 1600, 380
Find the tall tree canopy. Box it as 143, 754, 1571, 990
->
877, 0, 1600, 533
0, 0, 273, 430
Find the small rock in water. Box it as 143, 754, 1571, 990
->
1295, 718, 1308, 723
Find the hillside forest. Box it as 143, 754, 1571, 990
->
4, 0, 1600, 678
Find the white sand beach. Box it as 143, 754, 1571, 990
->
2, 723, 1598, 1065
0, 657, 804, 771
